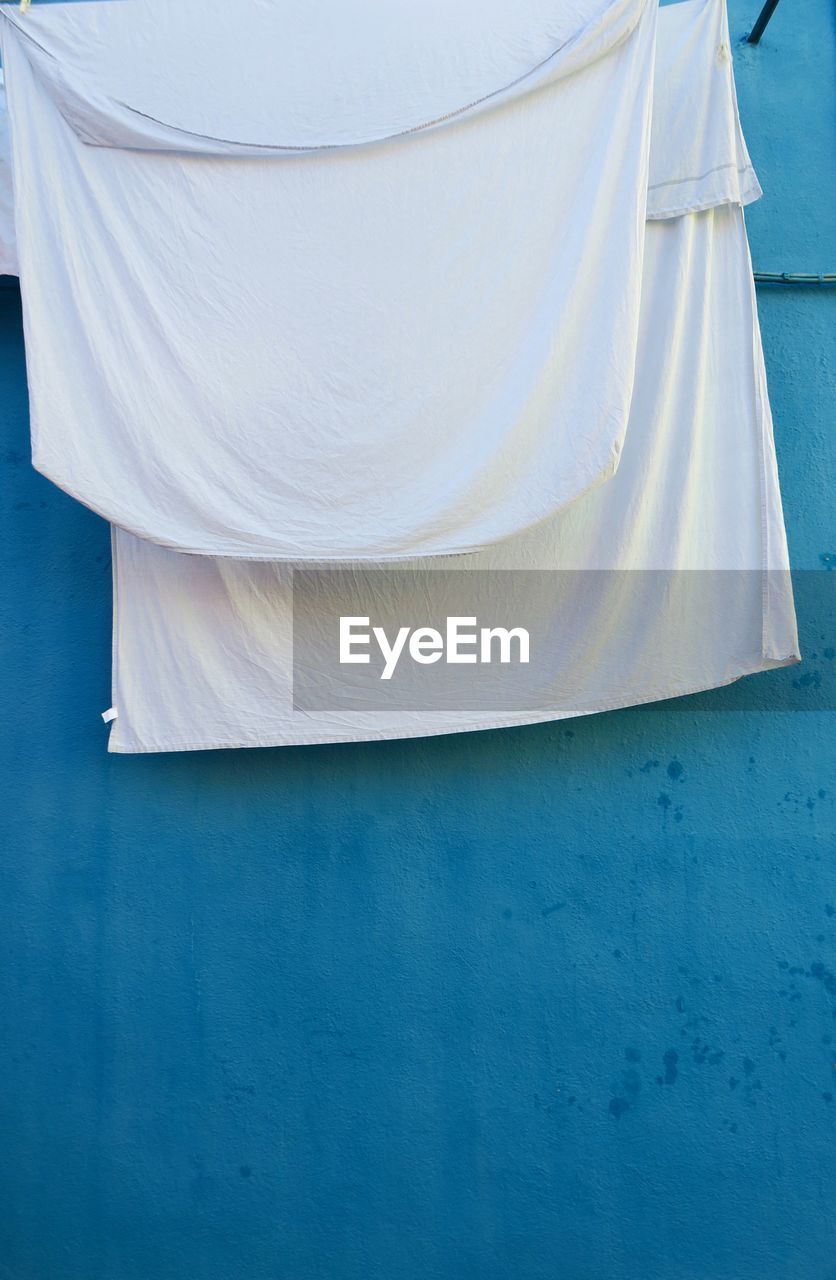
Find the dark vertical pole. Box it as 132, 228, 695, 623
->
747, 0, 783, 44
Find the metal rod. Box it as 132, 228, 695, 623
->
4, 271, 835, 290
754, 272, 836, 285
747, 0, 783, 44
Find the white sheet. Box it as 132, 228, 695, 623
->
104, 0, 798, 753
107, 197, 798, 752
1, 0, 657, 561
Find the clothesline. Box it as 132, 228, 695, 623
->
5, 272, 834, 289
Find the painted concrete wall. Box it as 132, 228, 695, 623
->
0, 2, 833, 1277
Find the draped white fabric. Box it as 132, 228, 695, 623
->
0, 0, 799, 751
106, 14, 799, 756
107, 197, 797, 753
0, 0, 657, 561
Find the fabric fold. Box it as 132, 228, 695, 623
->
1, 0, 650, 154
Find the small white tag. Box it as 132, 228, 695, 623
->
101, 707, 118, 724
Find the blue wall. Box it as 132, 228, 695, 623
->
0, 2, 834, 1277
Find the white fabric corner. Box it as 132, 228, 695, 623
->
647, 0, 761, 217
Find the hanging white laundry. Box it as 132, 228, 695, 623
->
106, 198, 798, 753
103, 0, 798, 754
0, 72, 16, 276
0, 0, 657, 560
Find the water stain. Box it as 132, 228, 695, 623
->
809, 961, 836, 995
542, 902, 566, 918
691, 1039, 724, 1066
768, 1027, 787, 1062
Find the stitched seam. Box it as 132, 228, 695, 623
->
647, 161, 753, 191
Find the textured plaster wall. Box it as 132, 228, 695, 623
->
0, 2, 833, 1277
